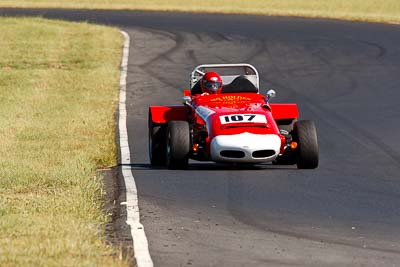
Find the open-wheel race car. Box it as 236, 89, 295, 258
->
148, 63, 319, 169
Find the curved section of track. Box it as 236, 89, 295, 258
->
2, 9, 400, 266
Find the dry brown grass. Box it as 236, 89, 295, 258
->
0, 0, 399, 23
0, 17, 128, 266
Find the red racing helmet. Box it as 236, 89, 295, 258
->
201, 72, 223, 94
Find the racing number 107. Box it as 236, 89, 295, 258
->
223, 114, 255, 123
219, 114, 267, 124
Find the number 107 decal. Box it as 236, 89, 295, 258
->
219, 114, 267, 124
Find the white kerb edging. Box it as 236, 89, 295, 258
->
119, 30, 154, 267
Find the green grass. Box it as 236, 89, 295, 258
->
0, 17, 127, 266
0, 0, 400, 24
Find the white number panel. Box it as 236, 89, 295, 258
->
219, 114, 267, 124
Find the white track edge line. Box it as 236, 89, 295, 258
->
119, 30, 154, 267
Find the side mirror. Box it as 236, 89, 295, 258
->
266, 89, 276, 98
182, 96, 191, 104
266, 89, 276, 100
182, 89, 191, 105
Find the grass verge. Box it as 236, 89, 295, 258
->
0, 0, 399, 24
0, 17, 127, 266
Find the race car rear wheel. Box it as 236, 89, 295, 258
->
165, 121, 190, 169
294, 120, 319, 169
149, 113, 166, 166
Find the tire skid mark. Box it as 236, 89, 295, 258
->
259, 37, 400, 165
291, 37, 360, 99
138, 29, 186, 89
192, 32, 204, 43
251, 221, 400, 256
208, 32, 233, 42
139, 28, 185, 67
226, 173, 400, 257
261, 74, 400, 167
356, 39, 387, 58
243, 39, 266, 63
307, 40, 358, 100
186, 49, 201, 67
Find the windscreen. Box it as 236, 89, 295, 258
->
192, 65, 258, 89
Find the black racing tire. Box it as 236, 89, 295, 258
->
165, 121, 190, 169
294, 120, 319, 169
149, 113, 166, 166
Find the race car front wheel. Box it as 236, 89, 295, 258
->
165, 121, 190, 169
294, 120, 319, 169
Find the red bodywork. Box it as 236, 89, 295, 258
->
149, 92, 299, 159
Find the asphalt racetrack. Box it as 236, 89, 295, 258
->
2, 9, 400, 266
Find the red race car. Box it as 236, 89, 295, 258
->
148, 64, 319, 169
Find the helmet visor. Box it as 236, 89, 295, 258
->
203, 80, 222, 92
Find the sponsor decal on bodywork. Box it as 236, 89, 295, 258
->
210, 95, 252, 103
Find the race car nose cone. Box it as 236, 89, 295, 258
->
210, 132, 281, 163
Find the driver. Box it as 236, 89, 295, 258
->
200, 72, 223, 94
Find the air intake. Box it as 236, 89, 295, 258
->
220, 150, 245, 158
252, 150, 275, 158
